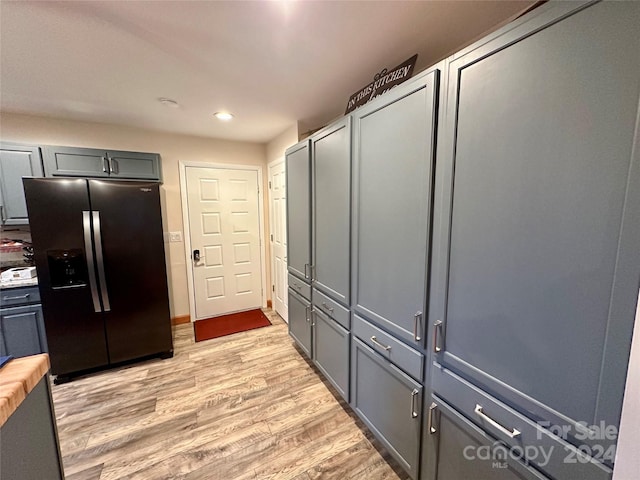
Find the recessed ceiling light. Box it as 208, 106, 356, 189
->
158, 98, 179, 108
214, 112, 234, 121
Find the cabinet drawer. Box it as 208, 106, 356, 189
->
353, 314, 423, 382
430, 364, 613, 480
1, 286, 40, 306
424, 393, 551, 480
312, 288, 349, 329
288, 273, 311, 301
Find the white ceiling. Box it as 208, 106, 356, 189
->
0, 1, 536, 144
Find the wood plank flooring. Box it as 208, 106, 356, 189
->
51, 310, 410, 480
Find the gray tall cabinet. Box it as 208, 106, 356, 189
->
286, 2, 640, 480
424, 2, 639, 480
286, 117, 352, 402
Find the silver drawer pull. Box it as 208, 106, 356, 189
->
428, 402, 438, 434
3, 294, 31, 301
433, 319, 443, 353
474, 404, 521, 438
414, 311, 422, 341
321, 302, 334, 313
293, 283, 302, 289
370, 336, 391, 352
410, 389, 419, 418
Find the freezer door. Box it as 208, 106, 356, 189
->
22, 178, 109, 375
88, 180, 173, 363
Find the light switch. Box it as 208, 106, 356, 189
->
169, 231, 183, 242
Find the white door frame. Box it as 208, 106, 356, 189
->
268, 157, 288, 321
179, 161, 267, 322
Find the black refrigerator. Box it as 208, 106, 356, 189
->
23, 178, 173, 382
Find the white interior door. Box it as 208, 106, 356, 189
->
186, 166, 263, 319
269, 159, 288, 322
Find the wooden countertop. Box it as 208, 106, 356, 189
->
0, 354, 50, 427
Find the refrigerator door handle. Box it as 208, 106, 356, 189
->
92, 211, 111, 311
83, 211, 102, 312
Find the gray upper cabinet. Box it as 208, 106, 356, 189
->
312, 117, 351, 306
0, 143, 43, 225
42, 146, 162, 181
286, 141, 312, 282
352, 70, 438, 346
429, 0, 640, 462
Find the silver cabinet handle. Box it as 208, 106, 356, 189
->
107, 156, 114, 174
474, 404, 521, 438
0, 205, 6, 222
102, 157, 108, 173
83, 211, 102, 312
305, 305, 310, 323
414, 311, 422, 341
370, 336, 391, 352
433, 319, 443, 353
293, 283, 302, 290
3, 294, 30, 301
92, 211, 111, 311
428, 402, 438, 434
304, 263, 311, 280
410, 389, 419, 419
321, 302, 334, 313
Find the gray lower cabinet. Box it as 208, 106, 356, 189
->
0, 285, 48, 358
288, 287, 312, 357
312, 117, 351, 305
42, 146, 162, 181
1, 375, 65, 480
422, 394, 550, 480
351, 69, 438, 347
351, 336, 422, 479
0, 142, 44, 225
429, 1, 640, 469
312, 309, 349, 401
0, 303, 48, 358
286, 141, 311, 281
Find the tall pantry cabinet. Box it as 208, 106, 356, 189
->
423, 2, 640, 480
286, 117, 352, 402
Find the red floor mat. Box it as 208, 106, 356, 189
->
194, 309, 271, 342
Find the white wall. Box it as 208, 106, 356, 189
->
0, 112, 269, 318
613, 289, 640, 480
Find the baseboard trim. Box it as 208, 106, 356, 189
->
171, 315, 191, 326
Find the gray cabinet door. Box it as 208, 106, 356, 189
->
312, 309, 349, 401
43, 146, 110, 177
43, 146, 162, 181
352, 70, 438, 346
312, 117, 351, 305
0, 143, 43, 225
288, 288, 312, 357
422, 395, 550, 480
106, 150, 161, 180
286, 141, 311, 281
351, 336, 422, 479
0, 304, 46, 358
430, 0, 640, 458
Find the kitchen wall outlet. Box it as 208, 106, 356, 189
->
169, 231, 183, 243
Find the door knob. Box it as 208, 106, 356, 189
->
193, 249, 200, 261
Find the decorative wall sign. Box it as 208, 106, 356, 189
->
345, 54, 418, 114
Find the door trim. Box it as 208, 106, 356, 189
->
179, 161, 267, 322
268, 157, 288, 322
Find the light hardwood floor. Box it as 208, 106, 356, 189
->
51, 310, 410, 480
